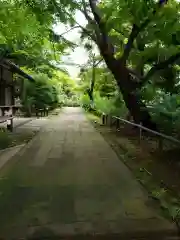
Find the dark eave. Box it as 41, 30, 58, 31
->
0, 59, 35, 82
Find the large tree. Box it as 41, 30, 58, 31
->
77, 0, 180, 128
51, 0, 180, 128
2, 0, 180, 129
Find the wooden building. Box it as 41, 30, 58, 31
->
0, 59, 34, 130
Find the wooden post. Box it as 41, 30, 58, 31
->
158, 137, 163, 151
106, 115, 109, 125
105, 115, 108, 125
116, 118, 120, 129
139, 122, 142, 143
102, 114, 105, 125
110, 115, 112, 126
7, 117, 13, 132
10, 118, 13, 132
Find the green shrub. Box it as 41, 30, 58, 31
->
94, 92, 114, 114
81, 92, 128, 118
80, 94, 91, 110
93, 92, 128, 117
149, 94, 180, 137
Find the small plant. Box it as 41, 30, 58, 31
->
151, 188, 167, 200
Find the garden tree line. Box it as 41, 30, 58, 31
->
20, 70, 76, 116
0, 0, 76, 114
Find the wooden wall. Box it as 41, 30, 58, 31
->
0, 65, 14, 116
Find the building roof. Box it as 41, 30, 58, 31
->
0, 59, 34, 82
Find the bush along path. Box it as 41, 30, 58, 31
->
0, 107, 177, 239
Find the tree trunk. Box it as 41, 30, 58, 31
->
101, 51, 157, 129
120, 87, 156, 130
87, 55, 96, 109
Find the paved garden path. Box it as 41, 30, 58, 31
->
0, 107, 177, 239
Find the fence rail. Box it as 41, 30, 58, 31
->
101, 113, 180, 150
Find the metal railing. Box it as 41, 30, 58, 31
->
101, 113, 180, 150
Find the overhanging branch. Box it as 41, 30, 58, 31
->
121, 0, 169, 62
81, 0, 94, 23
121, 24, 139, 62
142, 52, 180, 85
58, 26, 80, 37
88, 0, 115, 56
89, 0, 102, 30
95, 58, 103, 67
52, 0, 97, 42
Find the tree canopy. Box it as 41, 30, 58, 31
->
1, 0, 180, 134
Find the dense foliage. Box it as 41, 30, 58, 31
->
1, 0, 180, 136
20, 69, 77, 116
0, 0, 77, 114
80, 61, 180, 138
75, 0, 180, 138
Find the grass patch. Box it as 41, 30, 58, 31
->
0, 128, 36, 150
86, 111, 101, 124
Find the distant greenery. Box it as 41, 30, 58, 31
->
20, 69, 77, 116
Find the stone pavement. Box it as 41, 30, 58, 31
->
0, 107, 177, 239
0, 117, 49, 131
0, 117, 32, 129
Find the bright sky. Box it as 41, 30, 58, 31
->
54, 11, 89, 79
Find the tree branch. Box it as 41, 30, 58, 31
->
95, 58, 103, 67
121, 0, 169, 62
81, 0, 94, 23
52, 0, 97, 43
142, 52, 180, 85
112, 27, 126, 37
127, 67, 143, 81
89, 0, 103, 31
77, 22, 98, 42
58, 26, 80, 37
88, 0, 115, 56
78, 0, 103, 45
121, 24, 139, 63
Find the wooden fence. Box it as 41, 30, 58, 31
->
101, 113, 180, 151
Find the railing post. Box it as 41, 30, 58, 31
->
10, 118, 13, 132
7, 117, 13, 132
116, 118, 120, 129
105, 114, 108, 125
110, 115, 112, 126
107, 115, 110, 126
108, 115, 111, 126
139, 122, 142, 143
102, 113, 105, 125
158, 137, 163, 151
